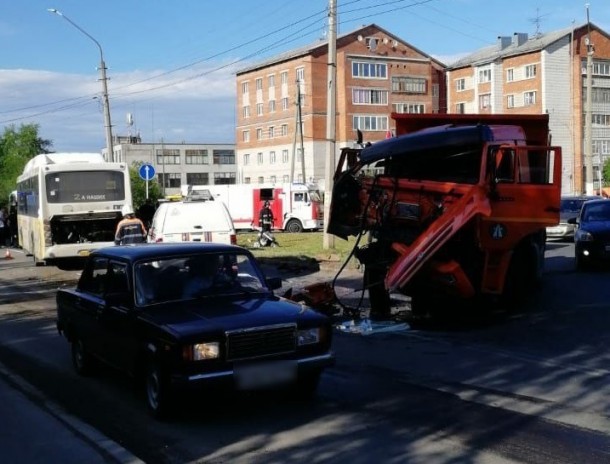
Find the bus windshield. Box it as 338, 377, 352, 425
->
45, 171, 126, 203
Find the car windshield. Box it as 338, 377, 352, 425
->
561, 198, 592, 213
134, 252, 267, 306
582, 202, 610, 222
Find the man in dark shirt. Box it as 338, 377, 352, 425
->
258, 201, 274, 233
115, 204, 147, 245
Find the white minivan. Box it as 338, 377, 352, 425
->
147, 199, 237, 245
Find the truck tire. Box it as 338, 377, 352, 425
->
365, 267, 391, 320
285, 219, 303, 233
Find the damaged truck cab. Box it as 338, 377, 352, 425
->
328, 114, 561, 318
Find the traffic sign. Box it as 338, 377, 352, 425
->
139, 163, 156, 181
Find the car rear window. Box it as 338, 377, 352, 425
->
164, 203, 233, 232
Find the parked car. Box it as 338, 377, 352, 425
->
56, 242, 334, 418
569, 198, 610, 269
546, 195, 599, 241
148, 196, 236, 245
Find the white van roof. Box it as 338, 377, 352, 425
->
159, 201, 234, 233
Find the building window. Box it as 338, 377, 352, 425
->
391, 76, 427, 94
455, 102, 466, 114
257, 152, 263, 164
214, 173, 236, 185
352, 115, 389, 131
507, 95, 515, 108
281, 71, 288, 85
255, 78, 263, 90
268, 74, 275, 87
243, 153, 250, 165
270, 175, 276, 183
282, 149, 289, 163
593, 62, 610, 76
283, 175, 289, 183
525, 64, 537, 79
157, 173, 181, 188
296, 67, 305, 83
244, 177, 251, 184
241, 82, 249, 94
394, 103, 424, 113
479, 93, 491, 109
256, 103, 263, 116
242, 106, 250, 118
352, 88, 388, 105
270, 151, 276, 164
268, 126, 274, 139
592, 114, 610, 126
281, 124, 288, 136
506, 68, 514, 82
258, 176, 264, 184
156, 149, 180, 165
281, 97, 289, 110
186, 173, 209, 186
185, 149, 208, 164
256, 128, 263, 140
524, 91, 536, 106
478, 68, 491, 83
268, 100, 276, 112
242, 130, 250, 142
213, 149, 235, 165
352, 61, 387, 79
455, 78, 466, 91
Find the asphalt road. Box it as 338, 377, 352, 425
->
1, 242, 610, 463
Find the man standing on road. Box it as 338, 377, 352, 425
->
115, 204, 147, 245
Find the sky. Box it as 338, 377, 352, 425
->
1, 0, 609, 153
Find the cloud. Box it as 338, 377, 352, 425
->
0, 62, 238, 152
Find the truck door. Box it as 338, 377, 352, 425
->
485, 144, 562, 245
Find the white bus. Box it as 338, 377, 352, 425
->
16, 152, 132, 269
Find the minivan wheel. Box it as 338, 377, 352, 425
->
71, 338, 94, 376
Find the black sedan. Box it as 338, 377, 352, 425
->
56, 243, 334, 418
569, 199, 610, 269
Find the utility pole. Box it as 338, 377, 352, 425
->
48, 9, 114, 162
584, 4, 595, 195
323, 0, 337, 249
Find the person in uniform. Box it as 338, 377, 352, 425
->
115, 204, 147, 245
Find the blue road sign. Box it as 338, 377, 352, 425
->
139, 163, 156, 181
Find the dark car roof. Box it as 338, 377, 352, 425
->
91, 243, 246, 262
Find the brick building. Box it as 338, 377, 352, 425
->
447, 23, 610, 195
235, 24, 446, 190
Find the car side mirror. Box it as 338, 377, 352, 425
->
266, 277, 282, 290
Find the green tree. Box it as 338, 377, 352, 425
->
0, 124, 52, 207
603, 156, 610, 189
128, 162, 162, 211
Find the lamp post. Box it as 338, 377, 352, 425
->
48, 8, 114, 162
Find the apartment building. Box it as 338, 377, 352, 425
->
111, 136, 237, 197
235, 24, 446, 190
447, 23, 610, 195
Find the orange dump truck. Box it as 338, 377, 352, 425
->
327, 114, 562, 318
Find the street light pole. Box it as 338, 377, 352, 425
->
48, 8, 114, 162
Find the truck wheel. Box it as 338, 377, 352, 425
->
365, 267, 391, 320
285, 219, 303, 233
145, 363, 173, 420
71, 338, 94, 376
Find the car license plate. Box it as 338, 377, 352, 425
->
605, 245, 610, 252
234, 361, 297, 390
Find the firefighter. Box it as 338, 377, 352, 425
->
115, 204, 147, 245
258, 201, 274, 233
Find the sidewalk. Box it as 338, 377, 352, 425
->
0, 361, 142, 464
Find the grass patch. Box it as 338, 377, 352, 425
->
237, 231, 359, 263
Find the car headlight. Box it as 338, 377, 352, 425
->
575, 229, 594, 241
183, 342, 219, 361
298, 328, 320, 345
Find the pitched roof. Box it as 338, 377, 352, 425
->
237, 23, 445, 75
448, 22, 597, 69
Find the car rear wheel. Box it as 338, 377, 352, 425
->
71, 338, 94, 376
145, 363, 173, 419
